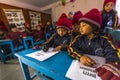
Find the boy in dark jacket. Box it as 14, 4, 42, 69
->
68, 8, 120, 80
43, 13, 72, 52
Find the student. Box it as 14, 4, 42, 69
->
0, 20, 9, 55
24, 22, 33, 36
71, 11, 83, 41
68, 8, 120, 80
43, 13, 72, 52
5, 24, 26, 47
33, 24, 43, 42
68, 11, 74, 21
44, 21, 55, 37
101, 0, 118, 35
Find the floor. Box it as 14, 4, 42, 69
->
0, 59, 41, 80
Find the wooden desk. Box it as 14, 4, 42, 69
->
15, 49, 72, 80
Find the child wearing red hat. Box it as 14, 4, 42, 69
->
71, 11, 83, 42
101, 0, 118, 35
43, 13, 72, 52
68, 8, 120, 80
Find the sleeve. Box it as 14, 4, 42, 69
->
96, 62, 120, 80
5, 33, 11, 39
113, 11, 118, 29
45, 33, 56, 49
67, 35, 84, 60
102, 37, 120, 64
60, 36, 71, 51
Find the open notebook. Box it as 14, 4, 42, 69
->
26, 48, 59, 61
66, 55, 106, 80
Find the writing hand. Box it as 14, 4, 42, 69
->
80, 55, 96, 67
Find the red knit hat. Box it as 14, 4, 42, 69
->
103, 0, 116, 7
56, 13, 72, 30
79, 8, 102, 29
72, 11, 83, 25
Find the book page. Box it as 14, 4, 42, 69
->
26, 48, 58, 61
66, 55, 105, 80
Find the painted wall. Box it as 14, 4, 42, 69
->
51, 0, 104, 22
0, 0, 41, 11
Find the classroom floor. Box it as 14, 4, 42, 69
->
0, 59, 41, 80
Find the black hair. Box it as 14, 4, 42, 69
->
9, 24, 17, 30
79, 20, 100, 35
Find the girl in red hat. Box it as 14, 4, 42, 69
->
101, 0, 118, 35
68, 8, 120, 80
71, 11, 83, 42
43, 13, 72, 52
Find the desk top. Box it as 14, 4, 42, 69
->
15, 49, 73, 80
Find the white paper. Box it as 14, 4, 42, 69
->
26, 48, 58, 61
66, 55, 106, 80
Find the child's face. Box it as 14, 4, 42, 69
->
25, 23, 30, 28
79, 22, 93, 35
104, 2, 114, 12
0, 30, 4, 35
36, 26, 41, 30
11, 27, 17, 32
57, 27, 68, 37
72, 24, 80, 33
47, 22, 50, 25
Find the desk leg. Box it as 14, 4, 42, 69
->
23, 40, 28, 50
10, 42, 16, 59
18, 58, 32, 80
0, 48, 6, 64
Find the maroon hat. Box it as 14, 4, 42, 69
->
56, 13, 72, 30
79, 8, 102, 29
103, 0, 116, 7
72, 11, 83, 25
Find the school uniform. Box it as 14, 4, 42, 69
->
33, 30, 43, 42
45, 24, 55, 35
44, 13, 72, 51
71, 11, 83, 42
5, 31, 26, 47
45, 33, 70, 51
101, 10, 118, 32
100, 0, 118, 35
68, 35, 120, 63
68, 8, 120, 80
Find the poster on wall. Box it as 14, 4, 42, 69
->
3, 9, 25, 32
29, 11, 41, 30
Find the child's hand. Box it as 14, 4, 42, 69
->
80, 55, 96, 67
52, 46, 62, 52
96, 62, 120, 80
